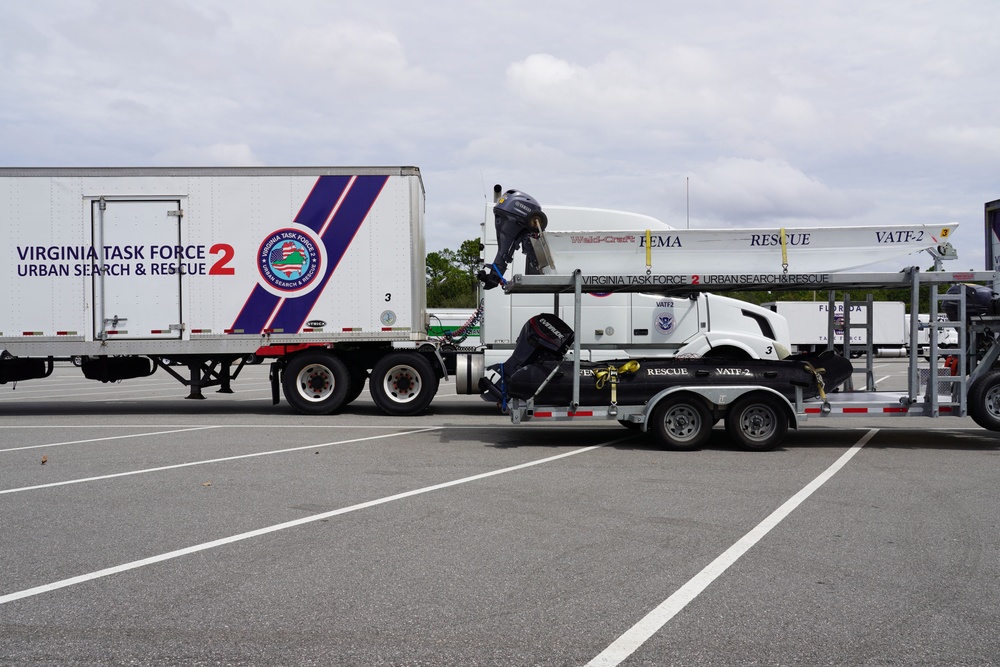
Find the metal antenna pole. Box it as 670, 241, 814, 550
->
686, 176, 690, 229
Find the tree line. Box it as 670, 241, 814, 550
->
426, 238, 481, 308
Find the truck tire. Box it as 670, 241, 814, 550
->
369, 352, 438, 416
282, 351, 351, 415
967, 371, 1000, 431
650, 395, 712, 451
725, 394, 788, 451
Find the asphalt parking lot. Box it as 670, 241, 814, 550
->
1, 361, 999, 666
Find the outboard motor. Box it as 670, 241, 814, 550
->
477, 189, 548, 289
944, 283, 1000, 322
478, 313, 574, 402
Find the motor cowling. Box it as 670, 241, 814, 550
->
944, 283, 1000, 322
477, 189, 548, 289
478, 313, 574, 401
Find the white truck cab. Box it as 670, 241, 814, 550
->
482, 203, 790, 360
456, 198, 791, 394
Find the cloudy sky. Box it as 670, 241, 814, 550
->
2, 1, 998, 269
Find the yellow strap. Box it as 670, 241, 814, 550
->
779, 227, 788, 273
618, 360, 640, 374
645, 229, 652, 270
594, 361, 641, 390
594, 367, 614, 390
804, 363, 827, 401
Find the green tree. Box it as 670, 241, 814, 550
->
426, 238, 482, 308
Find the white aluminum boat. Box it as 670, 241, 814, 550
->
530, 206, 957, 275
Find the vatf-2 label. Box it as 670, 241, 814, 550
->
14, 243, 236, 278
875, 230, 923, 243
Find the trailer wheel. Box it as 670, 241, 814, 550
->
725, 394, 788, 451
282, 351, 350, 415
370, 353, 438, 416
650, 396, 712, 451
968, 371, 1000, 431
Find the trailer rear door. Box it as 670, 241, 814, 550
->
91, 198, 183, 340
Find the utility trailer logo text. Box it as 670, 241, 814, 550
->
257, 229, 323, 293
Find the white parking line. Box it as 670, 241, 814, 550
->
0, 426, 221, 453
0, 436, 629, 605
0, 427, 441, 495
587, 428, 879, 667
0, 423, 596, 431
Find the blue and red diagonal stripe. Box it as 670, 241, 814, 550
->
230, 174, 389, 334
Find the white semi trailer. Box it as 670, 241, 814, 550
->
906, 313, 959, 355
768, 300, 908, 356
0, 167, 444, 416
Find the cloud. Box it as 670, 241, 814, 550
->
505, 48, 733, 126
925, 126, 1000, 165
280, 21, 445, 90
689, 158, 870, 223
501, 47, 846, 168
151, 143, 263, 166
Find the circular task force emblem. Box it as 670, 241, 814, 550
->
655, 312, 675, 335
257, 228, 324, 293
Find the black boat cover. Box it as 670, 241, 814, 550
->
478, 312, 853, 408
499, 350, 853, 406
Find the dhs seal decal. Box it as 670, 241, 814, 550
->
257, 228, 324, 294
655, 312, 675, 334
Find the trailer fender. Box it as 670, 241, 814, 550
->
642, 385, 798, 432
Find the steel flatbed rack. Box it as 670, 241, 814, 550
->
502, 267, 1000, 449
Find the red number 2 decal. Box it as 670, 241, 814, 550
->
692, 274, 700, 285
209, 243, 235, 275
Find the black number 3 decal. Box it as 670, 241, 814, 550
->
385, 293, 391, 302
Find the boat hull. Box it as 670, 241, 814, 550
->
536, 223, 957, 274
505, 351, 853, 406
